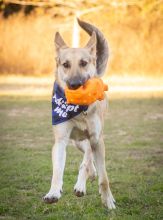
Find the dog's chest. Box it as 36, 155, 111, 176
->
70, 112, 89, 141
69, 103, 99, 141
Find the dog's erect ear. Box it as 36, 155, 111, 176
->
85, 31, 96, 56
55, 32, 68, 53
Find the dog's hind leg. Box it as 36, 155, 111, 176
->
74, 139, 96, 197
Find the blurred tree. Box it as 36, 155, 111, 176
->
1, 0, 162, 18
0, 0, 162, 75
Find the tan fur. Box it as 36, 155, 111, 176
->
43, 20, 115, 209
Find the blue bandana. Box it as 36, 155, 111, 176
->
52, 82, 88, 125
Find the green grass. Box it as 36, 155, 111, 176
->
0, 96, 163, 220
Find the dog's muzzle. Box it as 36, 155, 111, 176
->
67, 76, 87, 90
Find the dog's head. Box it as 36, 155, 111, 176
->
55, 19, 109, 90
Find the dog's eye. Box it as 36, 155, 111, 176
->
63, 62, 70, 69
80, 60, 88, 67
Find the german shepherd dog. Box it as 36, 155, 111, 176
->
43, 19, 116, 209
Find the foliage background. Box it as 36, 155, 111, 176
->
0, 0, 162, 76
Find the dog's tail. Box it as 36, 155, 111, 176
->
77, 18, 109, 76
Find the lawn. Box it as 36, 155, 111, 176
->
0, 96, 163, 220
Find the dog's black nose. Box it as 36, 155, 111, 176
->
67, 77, 84, 90
68, 81, 82, 90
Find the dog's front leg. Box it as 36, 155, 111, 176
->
91, 136, 116, 209
43, 124, 72, 204
88, 113, 116, 209
43, 141, 67, 203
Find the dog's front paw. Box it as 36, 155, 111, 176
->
74, 181, 86, 197
43, 189, 62, 204
101, 190, 116, 210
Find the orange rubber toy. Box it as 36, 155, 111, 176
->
65, 78, 108, 105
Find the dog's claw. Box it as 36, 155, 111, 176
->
43, 196, 58, 204
74, 189, 84, 197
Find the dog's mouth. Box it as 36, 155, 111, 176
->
66, 75, 90, 90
